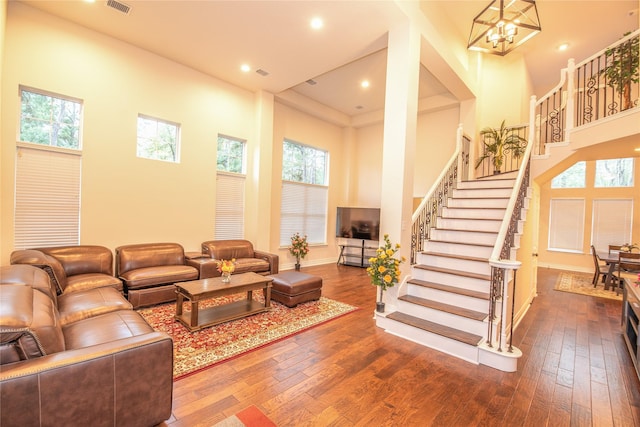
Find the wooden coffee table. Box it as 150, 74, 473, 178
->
174, 272, 273, 331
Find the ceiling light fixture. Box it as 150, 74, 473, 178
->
240, 64, 251, 72
557, 43, 569, 52
468, 0, 541, 56
310, 17, 323, 30
361, 80, 370, 88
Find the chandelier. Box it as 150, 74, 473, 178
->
468, 0, 542, 56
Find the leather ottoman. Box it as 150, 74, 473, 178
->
269, 271, 322, 307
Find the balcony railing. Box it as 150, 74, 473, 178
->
410, 125, 468, 264
534, 29, 639, 155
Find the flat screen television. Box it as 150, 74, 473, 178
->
336, 207, 380, 242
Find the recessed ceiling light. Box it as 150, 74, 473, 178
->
635, 147, 640, 152
557, 43, 569, 52
361, 80, 370, 88
310, 17, 323, 30
240, 64, 251, 72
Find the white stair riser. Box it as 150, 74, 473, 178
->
437, 217, 501, 232
377, 316, 480, 365
453, 188, 513, 198
416, 254, 491, 275
441, 207, 506, 220
430, 229, 497, 245
406, 284, 489, 312
412, 269, 491, 292
423, 241, 493, 258
448, 198, 509, 208
457, 180, 515, 190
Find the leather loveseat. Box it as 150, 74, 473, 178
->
116, 242, 199, 308
10, 245, 123, 295
0, 264, 173, 427
187, 239, 279, 279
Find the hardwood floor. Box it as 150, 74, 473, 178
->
162, 264, 640, 426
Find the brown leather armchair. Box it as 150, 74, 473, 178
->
10, 245, 122, 295
115, 242, 199, 308
190, 239, 279, 279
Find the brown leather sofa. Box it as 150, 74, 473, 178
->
10, 245, 123, 295
116, 242, 199, 308
0, 264, 173, 427
188, 239, 279, 279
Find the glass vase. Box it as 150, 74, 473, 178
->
221, 271, 231, 283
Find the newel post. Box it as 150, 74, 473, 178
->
488, 258, 522, 352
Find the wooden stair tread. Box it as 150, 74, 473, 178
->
428, 239, 493, 248
414, 264, 491, 281
386, 311, 484, 347
420, 251, 488, 263
440, 217, 502, 222
449, 197, 509, 200
433, 228, 498, 235
407, 278, 490, 300
399, 294, 487, 321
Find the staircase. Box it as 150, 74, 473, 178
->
376, 173, 525, 372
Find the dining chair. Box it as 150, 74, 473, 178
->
591, 245, 608, 286
609, 244, 624, 254
617, 252, 640, 295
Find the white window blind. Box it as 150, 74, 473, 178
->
591, 199, 633, 251
280, 181, 327, 246
215, 172, 245, 239
548, 198, 585, 252
15, 146, 81, 249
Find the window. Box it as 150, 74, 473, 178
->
591, 199, 633, 252
548, 198, 585, 253
280, 140, 329, 246
282, 140, 328, 185
19, 86, 82, 149
137, 114, 180, 162
595, 158, 634, 187
217, 135, 246, 173
215, 135, 246, 239
14, 146, 81, 248
551, 161, 586, 188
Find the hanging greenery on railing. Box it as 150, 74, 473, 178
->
601, 31, 639, 112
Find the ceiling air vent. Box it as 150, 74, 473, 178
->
255, 69, 270, 77
106, 0, 131, 15
306, 79, 317, 86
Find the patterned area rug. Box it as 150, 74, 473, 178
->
554, 272, 622, 301
137, 295, 358, 380
212, 405, 276, 427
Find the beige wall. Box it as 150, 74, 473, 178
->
1, 4, 464, 268
1, 4, 258, 263
537, 154, 640, 273
0, 0, 6, 261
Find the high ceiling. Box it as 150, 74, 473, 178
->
15, 0, 640, 117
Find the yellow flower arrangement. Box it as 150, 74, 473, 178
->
366, 234, 405, 292
216, 259, 236, 274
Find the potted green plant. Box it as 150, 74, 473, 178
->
475, 120, 527, 174
601, 32, 639, 111
366, 234, 405, 313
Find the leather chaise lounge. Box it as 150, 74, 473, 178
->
0, 264, 173, 427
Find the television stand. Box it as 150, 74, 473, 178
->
337, 239, 377, 268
